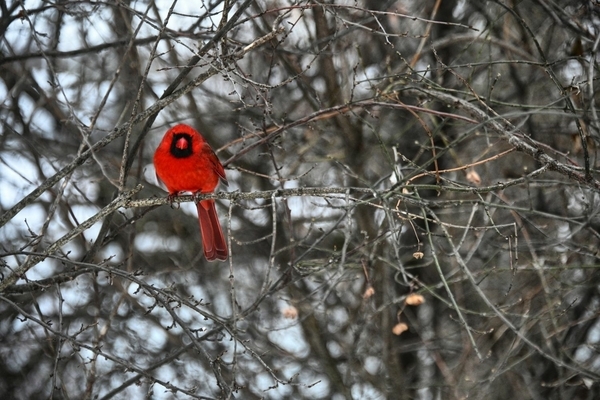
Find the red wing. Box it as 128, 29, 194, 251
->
203, 143, 228, 187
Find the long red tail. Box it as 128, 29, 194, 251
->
196, 200, 227, 261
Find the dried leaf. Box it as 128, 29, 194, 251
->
405, 293, 425, 306
466, 169, 481, 186
282, 306, 298, 319
392, 322, 409, 335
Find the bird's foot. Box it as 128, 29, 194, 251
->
167, 192, 181, 209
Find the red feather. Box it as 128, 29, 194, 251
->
153, 124, 228, 261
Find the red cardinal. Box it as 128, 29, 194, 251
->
153, 124, 228, 261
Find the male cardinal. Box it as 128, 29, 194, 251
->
153, 124, 228, 261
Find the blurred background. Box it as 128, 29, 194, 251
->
1, 1, 600, 399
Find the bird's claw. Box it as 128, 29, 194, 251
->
193, 191, 206, 204
167, 193, 181, 209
